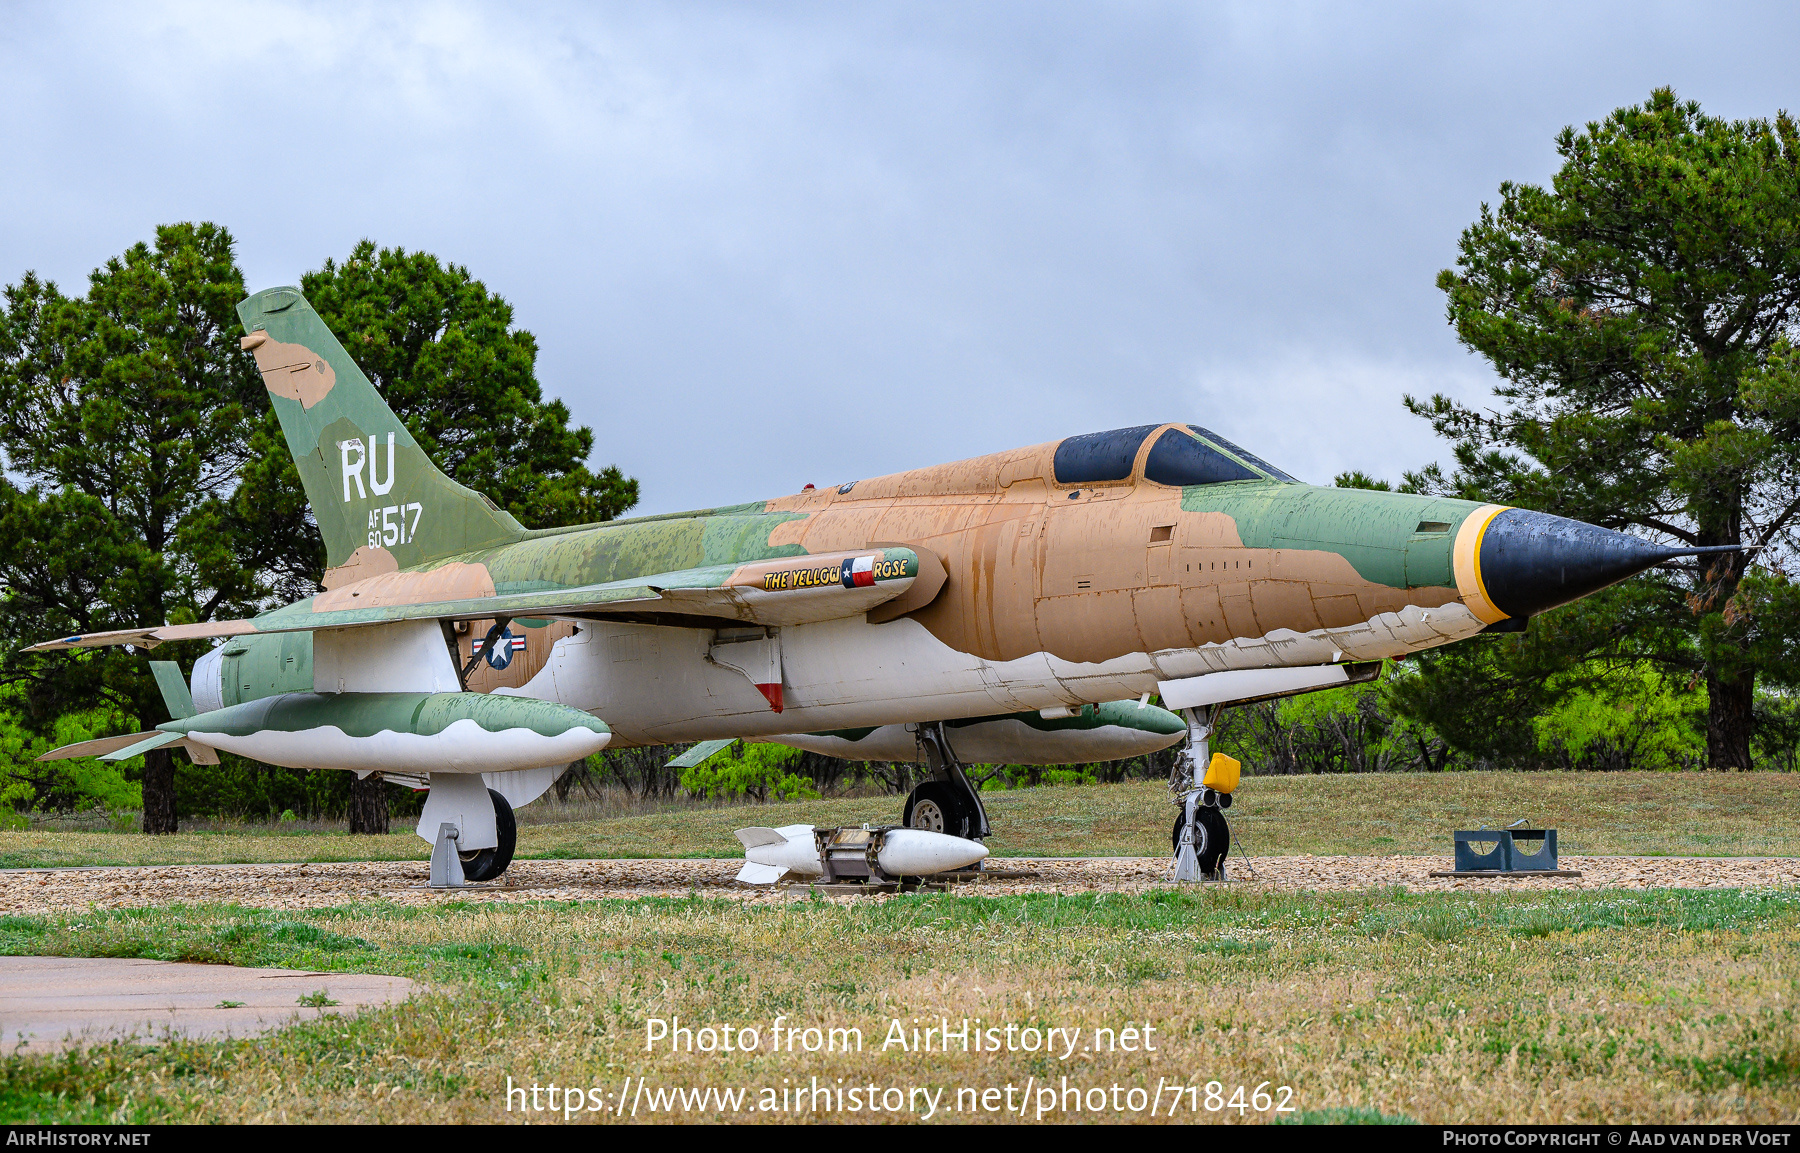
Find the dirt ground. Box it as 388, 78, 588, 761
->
4, 853, 1795, 914
11, 773, 1800, 871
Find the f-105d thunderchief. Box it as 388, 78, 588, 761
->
34, 287, 1738, 883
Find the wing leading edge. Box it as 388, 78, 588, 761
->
26, 546, 943, 652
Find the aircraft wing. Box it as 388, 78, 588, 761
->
25, 546, 944, 652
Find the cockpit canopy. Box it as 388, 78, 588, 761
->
1051, 424, 1298, 487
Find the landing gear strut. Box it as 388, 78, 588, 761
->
1170, 705, 1229, 881
902, 722, 991, 841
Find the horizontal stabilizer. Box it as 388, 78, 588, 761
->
735, 826, 789, 849
669, 738, 737, 769
735, 862, 789, 885
150, 661, 197, 720
37, 731, 162, 761
38, 730, 217, 765
100, 731, 185, 761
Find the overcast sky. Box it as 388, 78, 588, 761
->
3, 2, 1795, 516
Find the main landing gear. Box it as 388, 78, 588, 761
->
429, 786, 518, 888
460, 788, 517, 882
1170, 704, 1230, 881
901, 721, 992, 841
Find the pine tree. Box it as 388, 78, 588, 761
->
1416, 89, 1800, 769
0, 223, 267, 830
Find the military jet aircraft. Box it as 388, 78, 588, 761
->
33, 287, 1737, 883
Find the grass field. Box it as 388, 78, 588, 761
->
6, 773, 1797, 1125
4, 773, 1799, 870
3, 887, 1798, 1124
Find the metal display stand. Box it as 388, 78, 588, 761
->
1428, 828, 1583, 878
428, 821, 467, 889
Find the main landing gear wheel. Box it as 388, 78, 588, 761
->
904, 781, 976, 839
458, 788, 517, 882
1171, 802, 1230, 877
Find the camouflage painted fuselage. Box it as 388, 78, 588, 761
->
36, 287, 1709, 791
208, 428, 1498, 747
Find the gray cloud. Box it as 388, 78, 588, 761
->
3, 2, 1794, 513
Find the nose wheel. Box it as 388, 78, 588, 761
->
1169, 703, 1232, 881
1171, 799, 1230, 879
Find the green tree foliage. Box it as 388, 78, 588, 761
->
1332, 470, 1406, 492
0, 227, 642, 824
1332, 470, 1391, 491
1215, 669, 1454, 774
562, 745, 917, 802
678, 742, 819, 802
1410, 88, 1800, 768
1384, 580, 1692, 768
1531, 663, 1705, 771
168, 751, 424, 823
975, 762, 1093, 788
0, 683, 143, 815
0, 223, 269, 829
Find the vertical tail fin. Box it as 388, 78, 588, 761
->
235, 287, 525, 586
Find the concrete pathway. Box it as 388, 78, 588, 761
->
1, 955, 414, 1053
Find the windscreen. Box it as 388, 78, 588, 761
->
1187, 426, 1299, 483
1143, 428, 1260, 486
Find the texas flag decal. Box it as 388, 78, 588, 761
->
840, 555, 877, 588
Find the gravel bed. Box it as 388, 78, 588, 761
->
1, 854, 1796, 914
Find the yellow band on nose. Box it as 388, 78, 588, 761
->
1453, 504, 1513, 624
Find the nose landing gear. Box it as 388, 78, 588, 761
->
1171, 790, 1231, 878
1170, 705, 1230, 881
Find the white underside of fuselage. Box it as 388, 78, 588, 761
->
764, 719, 1182, 764
500, 599, 1487, 745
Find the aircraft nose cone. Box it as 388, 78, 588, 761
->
1477, 508, 1681, 618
